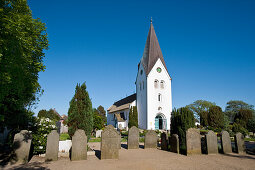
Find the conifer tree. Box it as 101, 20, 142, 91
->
128, 106, 138, 128
67, 83, 93, 139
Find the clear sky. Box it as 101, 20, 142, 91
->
28, 0, 255, 116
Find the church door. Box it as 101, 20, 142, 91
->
155, 117, 159, 130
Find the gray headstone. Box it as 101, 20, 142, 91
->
45, 130, 59, 161
186, 128, 201, 155
235, 132, 245, 154
128, 126, 139, 149
161, 132, 168, 151
221, 131, 232, 154
144, 130, 158, 149
13, 130, 32, 164
71, 129, 87, 161
169, 134, 179, 153
205, 130, 218, 154
101, 125, 119, 159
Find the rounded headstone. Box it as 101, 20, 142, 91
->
206, 130, 218, 154
128, 126, 139, 149
169, 134, 179, 153
221, 131, 232, 154
144, 130, 158, 149
45, 130, 59, 161
186, 128, 201, 155
71, 129, 87, 161
161, 132, 168, 151
234, 132, 245, 154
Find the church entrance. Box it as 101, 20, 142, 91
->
155, 114, 167, 130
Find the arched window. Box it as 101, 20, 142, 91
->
158, 107, 162, 112
158, 93, 162, 102
154, 79, 159, 88
160, 80, 164, 89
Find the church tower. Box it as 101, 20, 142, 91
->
136, 21, 172, 130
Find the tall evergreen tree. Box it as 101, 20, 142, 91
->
67, 83, 93, 139
170, 107, 195, 154
128, 106, 138, 128
208, 106, 224, 131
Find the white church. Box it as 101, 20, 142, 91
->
107, 21, 172, 130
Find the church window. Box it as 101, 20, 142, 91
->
154, 80, 159, 88
158, 107, 162, 111
140, 70, 143, 75
120, 112, 126, 120
156, 67, 162, 73
158, 93, 162, 102
160, 80, 164, 89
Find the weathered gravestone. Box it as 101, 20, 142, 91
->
128, 126, 139, 149
235, 132, 245, 154
45, 130, 59, 161
161, 132, 168, 151
221, 131, 232, 154
144, 130, 158, 149
169, 134, 179, 153
205, 130, 218, 154
13, 130, 32, 164
71, 129, 87, 161
101, 125, 119, 159
186, 128, 201, 155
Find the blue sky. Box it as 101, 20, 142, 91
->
28, 0, 255, 116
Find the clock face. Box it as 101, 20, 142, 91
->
157, 67, 162, 73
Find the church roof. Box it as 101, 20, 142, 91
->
141, 22, 168, 75
107, 93, 136, 113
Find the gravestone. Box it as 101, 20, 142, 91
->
161, 132, 168, 151
186, 128, 201, 155
128, 126, 139, 149
45, 130, 59, 161
144, 130, 158, 149
234, 132, 245, 154
13, 130, 32, 164
71, 129, 87, 161
205, 130, 218, 154
101, 125, 119, 159
169, 134, 179, 153
221, 131, 232, 154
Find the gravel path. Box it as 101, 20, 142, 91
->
3, 142, 255, 170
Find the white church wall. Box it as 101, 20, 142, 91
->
147, 58, 172, 130
136, 64, 147, 129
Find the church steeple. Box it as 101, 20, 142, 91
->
141, 21, 168, 75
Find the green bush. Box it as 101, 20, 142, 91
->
32, 118, 57, 154
60, 133, 70, 141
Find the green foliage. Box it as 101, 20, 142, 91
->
200, 111, 208, 127
186, 100, 216, 122
93, 108, 104, 130
32, 117, 57, 154
0, 0, 49, 130
60, 133, 70, 141
67, 83, 93, 139
225, 100, 254, 122
38, 109, 60, 121
207, 106, 224, 131
128, 106, 138, 128
247, 117, 255, 133
170, 107, 195, 154
232, 122, 248, 136
97, 105, 107, 125
234, 109, 253, 128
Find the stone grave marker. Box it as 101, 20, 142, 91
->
13, 130, 32, 164
161, 132, 168, 151
186, 128, 201, 155
221, 131, 232, 154
45, 130, 59, 161
101, 125, 119, 159
169, 134, 179, 153
205, 130, 218, 154
128, 126, 139, 149
235, 132, 245, 154
144, 130, 158, 149
71, 129, 87, 161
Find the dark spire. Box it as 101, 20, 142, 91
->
141, 21, 168, 75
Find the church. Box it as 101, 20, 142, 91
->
107, 21, 172, 130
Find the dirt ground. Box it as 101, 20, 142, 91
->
3, 142, 255, 170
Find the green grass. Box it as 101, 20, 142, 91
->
60, 133, 70, 141
245, 138, 255, 142
89, 138, 101, 142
